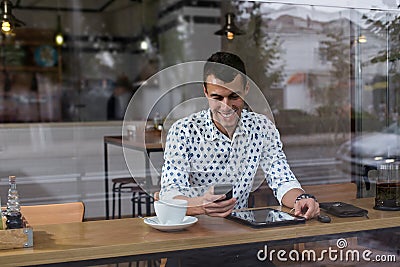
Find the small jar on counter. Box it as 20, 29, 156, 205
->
126, 125, 137, 139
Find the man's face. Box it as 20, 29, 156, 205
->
114, 86, 127, 96
204, 74, 248, 136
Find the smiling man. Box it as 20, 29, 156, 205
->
160, 51, 319, 219
205, 72, 246, 138
159, 51, 319, 266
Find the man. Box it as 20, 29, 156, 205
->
107, 75, 135, 120
159, 52, 319, 266
160, 51, 319, 220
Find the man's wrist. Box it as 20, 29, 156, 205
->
184, 196, 207, 215
295, 193, 317, 203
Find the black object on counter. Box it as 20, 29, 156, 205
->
6, 212, 23, 229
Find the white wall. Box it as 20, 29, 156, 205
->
284, 83, 315, 112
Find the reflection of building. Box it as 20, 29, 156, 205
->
262, 4, 386, 114
284, 72, 315, 112
370, 75, 388, 120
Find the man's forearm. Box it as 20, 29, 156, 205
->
281, 188, 304, 208
174, 195, 206, 215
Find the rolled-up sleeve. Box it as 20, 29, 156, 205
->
259, 120, 302, 205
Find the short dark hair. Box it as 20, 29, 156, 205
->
203, 52, 246, 89
115, 75, 133, 91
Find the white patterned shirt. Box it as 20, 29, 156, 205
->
160, 109, 302, 209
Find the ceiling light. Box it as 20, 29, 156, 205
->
0, 0, 25, 34
55, 33, 64, 46
214, 13, 244, 40
140, 37, 149, 51
358, 34, 367, 43
1, 20, 10, 32
54, 14, 64, 46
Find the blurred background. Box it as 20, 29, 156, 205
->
0, 0, 399, 219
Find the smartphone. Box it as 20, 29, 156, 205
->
214, 184, 233, 202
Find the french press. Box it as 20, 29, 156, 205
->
374, 163, 400, 211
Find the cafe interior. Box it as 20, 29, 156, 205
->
0, 0, 399, 266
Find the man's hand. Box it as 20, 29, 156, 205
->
282, 188, 320, 220
202, 191, 236, 217
294, 198, 320, 219
170, 190, 236, 217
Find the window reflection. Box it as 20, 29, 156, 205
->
0, 0, 399, 220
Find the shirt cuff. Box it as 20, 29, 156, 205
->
276, 181, 304, 205
159, 189, 182, 200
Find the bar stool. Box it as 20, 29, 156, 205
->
131, 176, 159, 217
131, 190, 154, 217
112, 177, 140, 219
112, 177, 155, 219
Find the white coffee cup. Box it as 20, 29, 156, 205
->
154, 199, 188, 225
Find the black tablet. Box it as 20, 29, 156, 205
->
227, 208, 306, 228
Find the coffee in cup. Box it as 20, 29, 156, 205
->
154, 199, 188, 225
374, 163, 400, 210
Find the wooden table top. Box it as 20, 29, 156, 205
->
1, 198, 399, 266
104, 130, 163, 151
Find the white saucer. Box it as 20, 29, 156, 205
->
144, 216, 198, 231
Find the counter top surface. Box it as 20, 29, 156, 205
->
0, 198, 398, 266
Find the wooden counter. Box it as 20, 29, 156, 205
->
0, 198, 399, 266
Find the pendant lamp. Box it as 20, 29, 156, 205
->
0, 0, 25, 34
214, 13, 244, 40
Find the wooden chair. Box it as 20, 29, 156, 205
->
20, 202, 85, 226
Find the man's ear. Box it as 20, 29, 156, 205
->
203, 84, 208, 96
244, 81, 250, 96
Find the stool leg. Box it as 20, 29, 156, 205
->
137, 193, 142, 217
118, 183, 124, 219
112, 182, 117, 219
131, 192, 136, 218
150, 196, 154, 215
146, 194, 151, 216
